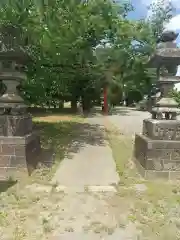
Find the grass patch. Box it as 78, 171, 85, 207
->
105, 122, 137, 185
30, 114, 84, 182
105, 121, 180, 240
33, 114, 83, 156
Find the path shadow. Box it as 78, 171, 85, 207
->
28, 107, 76, 116
34, 120, 106, 162
30, 107, 103, 119
81, 107, 132, 117
110, 107, 134, 116
0, 180, 17, 193
82, 107, 103, 118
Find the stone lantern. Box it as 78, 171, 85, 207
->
134, 30, 180, 179
0, 24, 53, 179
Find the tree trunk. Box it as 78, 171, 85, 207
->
59, 101, 64, 109
103, 86, 108, 114
53, 102, 56, 108
71, 99, 77, 112
82, 97, 91, 115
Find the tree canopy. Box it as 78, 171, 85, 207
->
0, 0, 176, 110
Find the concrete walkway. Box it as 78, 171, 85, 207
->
50, 109, 155, 239
52, 116, 119, 188
48, 116, 139, 239
108, 107, 150, 136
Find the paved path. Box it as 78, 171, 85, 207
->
51, 109, 147, 239
50, 116, 131, 239
52, 116, 119, 188
52, 108, 169, 239
108, 107, 150, 136
108, 107, 180, 137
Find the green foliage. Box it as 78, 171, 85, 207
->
147, 0, 175, 39
170, 89, 180, 106
0, 0, 176, 109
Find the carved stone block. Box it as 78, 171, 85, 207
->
143, 119, 180, 140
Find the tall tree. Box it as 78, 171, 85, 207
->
147, 0, 175, 39
0, 0, 128, 111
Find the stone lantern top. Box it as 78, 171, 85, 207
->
148, 31, 180, 70
147, 30, 180, 120
157, 31, 178, 43
0, 24, 30, 115
0, 24, 30, 64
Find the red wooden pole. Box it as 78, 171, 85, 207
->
103, 86, 108, 114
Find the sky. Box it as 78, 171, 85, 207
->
127, 0, 180, 78
128, 0, 180, 32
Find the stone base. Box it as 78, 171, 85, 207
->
0, 132, 41, 180
134, 158, 180, 180
134, 133, 180, 180
0, 114, 33, 136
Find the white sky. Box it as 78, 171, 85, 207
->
164, 15, 180, 31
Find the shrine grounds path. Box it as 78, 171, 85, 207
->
52, 115, 120, 188
107, 107, 150, 136
1, 107, 180, 240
